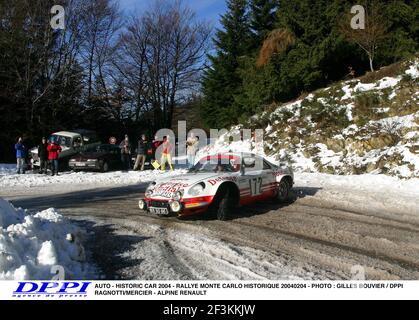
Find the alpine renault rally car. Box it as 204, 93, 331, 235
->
138, 153, 294, 220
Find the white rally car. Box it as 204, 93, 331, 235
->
138, 153, 294, 220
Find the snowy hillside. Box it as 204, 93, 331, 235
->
202, 57, 419, 178
0, 199, 95, 280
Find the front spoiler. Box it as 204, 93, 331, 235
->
142, 197, 213, 217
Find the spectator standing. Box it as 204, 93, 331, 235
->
152, 135, 162, 162
134, 134, 149, 171
15, 137, 26, 174
37, 137, 48, 174
186, 132, 198, 169
160, 136, 174, 171
47, 138, 62, 176
120, 136, 131, 171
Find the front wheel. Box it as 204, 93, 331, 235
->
216, 190, 234, 221
275, 179, 291, 203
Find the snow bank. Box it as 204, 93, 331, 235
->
0, 169, 187, 189
0, 198, 94, 280
295, 172, 419, 198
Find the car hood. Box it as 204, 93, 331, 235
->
148, 172, 239, 200
154, 172, 232, 187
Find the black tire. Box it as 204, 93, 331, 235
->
216, 189, 233, 221
275, 179, 290, 203
102, 162, 109, 173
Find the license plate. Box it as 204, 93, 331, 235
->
75, 163, 85, 167
149, 207, 169, 215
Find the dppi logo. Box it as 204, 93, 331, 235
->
13, 282, 91, 298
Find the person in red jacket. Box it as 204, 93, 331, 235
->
47, 138, 62, 176
152, 135, 162, 162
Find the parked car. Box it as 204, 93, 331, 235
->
69, 144, 122, 172
138, 152, 294, 220
30, 130, 100, 170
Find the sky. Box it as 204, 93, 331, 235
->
118, 0, 227, 28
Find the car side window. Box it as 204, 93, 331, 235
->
263, 160, 272, 170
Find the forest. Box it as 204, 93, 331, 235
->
0, 0, 211, 161
0, 0, 417, 161
203, 0, 418, 128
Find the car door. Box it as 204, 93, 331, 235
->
240, 156, 273, 204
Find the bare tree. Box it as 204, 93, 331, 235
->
339, 2, 388, 72
142, 0, 212, 128
0, 0, 86, 128
80, 0, 120, 105
114, 15, 151, 123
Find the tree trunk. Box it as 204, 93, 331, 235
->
369, 55, 374, 72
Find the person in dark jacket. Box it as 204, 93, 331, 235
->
47, 138, 62, 176
134, 134, 149, 171
15, 137, 26, 174
37, 137, 48, 174
119, 136, 131, 171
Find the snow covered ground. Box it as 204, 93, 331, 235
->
1, 164, 418, 280
0, 164, 186, 189
0, 198, 95, 280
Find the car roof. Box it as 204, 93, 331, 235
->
51, 131, 80, 138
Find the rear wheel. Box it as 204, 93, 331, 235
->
275, 179, 290, 203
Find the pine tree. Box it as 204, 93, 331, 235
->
202, 0, 251, 128
249, 0, 278, 49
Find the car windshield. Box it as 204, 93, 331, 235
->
190, 157, 240, 173
49, 135, 71, 148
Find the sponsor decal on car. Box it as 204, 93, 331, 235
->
152, 182, 188, 198
207, 176, 238, 186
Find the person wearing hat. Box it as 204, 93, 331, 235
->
37, 137, 49, 174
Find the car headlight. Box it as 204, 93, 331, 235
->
172, 191, 183, 201
169, 201, 181, 213
138, 199, 147, 210
188, 183, 205, 196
